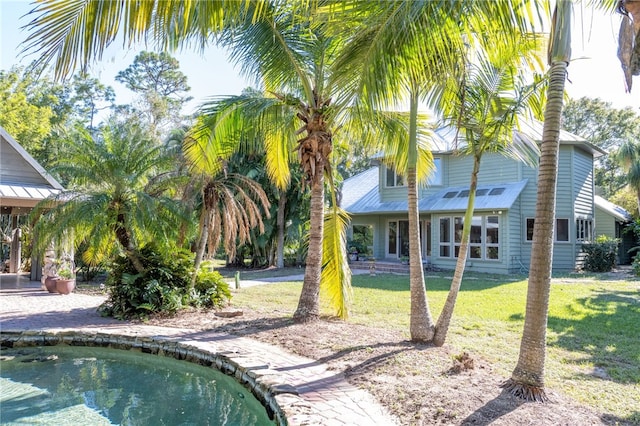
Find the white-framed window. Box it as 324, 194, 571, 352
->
439, 215, 499, 260
428, 157, 443, 186
525, 217, 570, 242
576, 219, 593, 242
385, 166, 405, 187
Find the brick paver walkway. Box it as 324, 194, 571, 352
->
0, 274, 398, 425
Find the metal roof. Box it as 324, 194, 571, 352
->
434, 120, 605, 158
594, 195, 633, 222
342, 166, 528, 215
421, 180, 528, 213
0, 126, 63, 209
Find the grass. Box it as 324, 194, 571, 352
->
229, 270, 640, 421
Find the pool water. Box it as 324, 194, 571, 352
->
0, 346, 275, 425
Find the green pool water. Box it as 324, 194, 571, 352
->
0, 346, 275, 425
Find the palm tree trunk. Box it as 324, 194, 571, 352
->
276, 188, 287, 269
503, 58, 569, 404
293, 174, 324, 322
191, 207, 211, 288
114, 214, 145, 274
407, 86, 435, 342
433, 154, 480, 346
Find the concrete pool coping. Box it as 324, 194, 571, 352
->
0, 275, 398, 425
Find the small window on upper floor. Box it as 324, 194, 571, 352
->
385, 166, 405, 187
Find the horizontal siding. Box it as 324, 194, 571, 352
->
573, 148, 594, 217
0, 141, 49, 186
446, 153, 521, 188
555, 148, 573, 218
595, 207, 616, 238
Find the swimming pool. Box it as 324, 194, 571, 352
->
1, 345, 276, 425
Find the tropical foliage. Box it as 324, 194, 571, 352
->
430, 33, 545, 346
31, 119, 184, 273
99, 244, 231, 319
504, 0, 572, 402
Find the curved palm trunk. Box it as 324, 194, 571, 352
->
276, 188, 287, 269
433, 154, 480, 346
293, 174, 324, 322
114, 215, 145, 274
503, 57, 569, 404
407, 87, 435, 342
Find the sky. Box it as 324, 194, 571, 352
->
1, 0, 639, 116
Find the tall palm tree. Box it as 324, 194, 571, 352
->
32, 119, 183, 273
333, 0, 542, 341
502, 0, 572, 402
22, 0, 400, 321
430, 35, 545, 346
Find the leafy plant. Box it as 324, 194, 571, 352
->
99, 244, 231, 319
582, 235, 619, 272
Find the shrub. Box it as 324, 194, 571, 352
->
633, 256, 640, 277
99, 245, 231, 319
582, 235, 619, 272
194, 268, 231, 308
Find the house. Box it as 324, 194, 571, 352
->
342, 121, 610, 274
594, 195, 635, 264
0, 126, 63, 279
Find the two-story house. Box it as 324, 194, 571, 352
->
341, 120, 607, 274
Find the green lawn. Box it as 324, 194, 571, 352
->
230, 271, 640, 420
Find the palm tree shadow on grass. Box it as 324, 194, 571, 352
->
183, 316, 423, 370
547, 289, 640, 386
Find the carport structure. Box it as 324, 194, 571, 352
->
0, 126, 63, 280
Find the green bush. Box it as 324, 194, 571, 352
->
99, 245, 231, 319
582, 235, 619, 272
193, 265, 231, 308
632, 256, 640, 277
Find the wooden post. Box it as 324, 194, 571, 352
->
9, 215, 21, 273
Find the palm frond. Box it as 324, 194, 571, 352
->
320, 203, 352, 319
21, 0, 260, 79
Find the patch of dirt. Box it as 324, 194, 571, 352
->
141, 306, 632, 426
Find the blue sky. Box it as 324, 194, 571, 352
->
1, 0, 638, 114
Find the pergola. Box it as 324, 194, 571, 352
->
0, 126, 63, 280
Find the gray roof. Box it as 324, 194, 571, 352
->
434, 120, 605, 158
342, 166, 528, 215
0, 126, 63, 208
422, 180, 528, 213
594, 195, 633, 222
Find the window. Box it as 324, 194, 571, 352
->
576, 219, 593, 242
556, 218, 569, 242
439, 217, 451, 257
526, 218, 535, 241
428, 158, 443, 185
388, 221, 397, 254
439, 215, 499, 260
385, 166, 405, 187
525, 218, 570, 242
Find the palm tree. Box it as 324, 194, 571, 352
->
191, 169, 271, 281
32, 119, 183, 273
333, 0, 542, 341
430, 35, 545, 346
616, 141, 640, 214
502, 0, 572, 402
